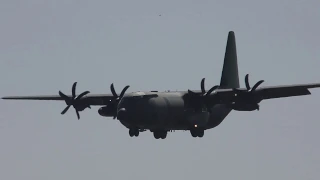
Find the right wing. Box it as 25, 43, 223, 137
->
212, 83, 320, 104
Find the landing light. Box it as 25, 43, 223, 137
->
194, 124, 198, 128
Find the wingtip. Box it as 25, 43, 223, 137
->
2, 96, 16, 100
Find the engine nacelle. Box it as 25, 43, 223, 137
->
98, 105, 116, 117
185, 110, 210, 127
231, 103, 259, 111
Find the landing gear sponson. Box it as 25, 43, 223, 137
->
129, 128, 204, 139
129, 129, 168, 139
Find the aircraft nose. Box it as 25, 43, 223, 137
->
117, 108, 127, 120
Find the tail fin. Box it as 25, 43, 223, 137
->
219, 31, 240, 89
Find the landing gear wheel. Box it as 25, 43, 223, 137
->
190, 130, 197, 137
190, 128, 204, 138
198, 130, 204, 138
160, 131, 167, 139
134, 130, 139, 136
153, 132, 160, 139
153, 130, 167, 139
129, 128, 139, 137
129, 129, 135, 137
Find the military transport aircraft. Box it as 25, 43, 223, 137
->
2, 31, 320, 139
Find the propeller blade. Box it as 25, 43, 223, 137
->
72, 82, 77, 98
251, 80, 264, 91
59, 91, 70, 101
106, 84, 130, 119
61, 105, 71, 114
76, 91, 90, 100
245, 74, 250, 90
236, 74, 264, 93
231, 74, 263, 111
59, 82, 91, 120
110, 83, 118, 97
187, 78, 221, 112
201, 78, 205, 94
119, 85, 130, 98
76, 110, 80, 120
206, 85, 219, 96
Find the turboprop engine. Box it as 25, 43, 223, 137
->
98, 105, 116, 117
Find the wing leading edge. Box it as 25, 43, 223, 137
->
1, 94, 115, 106
212, 83, 320, 104
2, 82, 131, 106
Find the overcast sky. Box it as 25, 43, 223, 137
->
0, 0, 320, 179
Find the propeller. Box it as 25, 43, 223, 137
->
231, 74, 264, 111
188, 78, 219, 112
234, 74, 264, 94
188, 78, 219, 97
59, 82, 90, 120
108, 83, 130, 119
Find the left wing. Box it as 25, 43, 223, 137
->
2, 82, 130, 107
1, 82, 132, 120
1, 93, 114, 105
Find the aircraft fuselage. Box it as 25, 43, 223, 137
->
99, 91, 232, 131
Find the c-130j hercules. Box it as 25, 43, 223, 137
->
3, 31, 320, 139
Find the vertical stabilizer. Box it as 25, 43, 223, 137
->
219, 31, 240, 89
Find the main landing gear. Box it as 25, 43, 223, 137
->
129, 128, 139, 137
129, 128, 204, 139
153, 130, 167, 139
129, 128, 167, 139
190, 128, 204, 138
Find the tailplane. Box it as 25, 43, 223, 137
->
219, 31, 240, 89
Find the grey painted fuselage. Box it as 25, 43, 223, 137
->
117, 91, 232, 131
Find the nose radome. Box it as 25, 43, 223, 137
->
117, 108, 127, 120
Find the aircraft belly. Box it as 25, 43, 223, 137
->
206, 104, 232, 129
121, 97, 232, 131
120, 94, 226, 131
134, 98, 156, 126
163, 97, 186, 126
147, 96, 185, 129
120, 96, 166, 129
185, 111, 210, 127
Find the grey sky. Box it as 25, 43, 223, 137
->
0, 0, 320, 179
